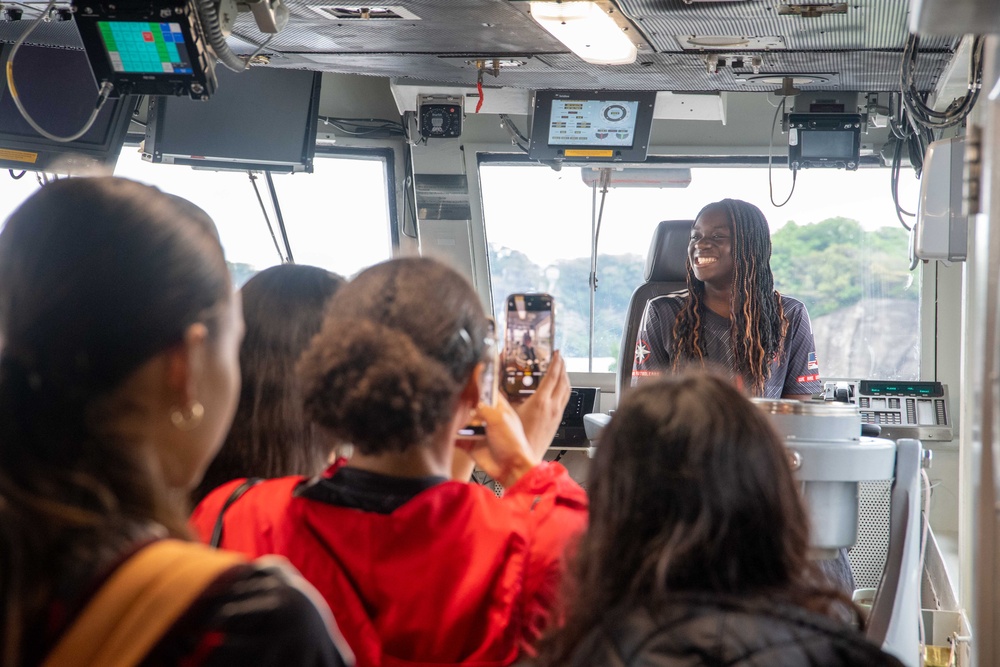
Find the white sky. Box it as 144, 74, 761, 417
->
0, 151, 395, 279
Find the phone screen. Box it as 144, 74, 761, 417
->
504, 293, 554, 396
457, 318, 497, 438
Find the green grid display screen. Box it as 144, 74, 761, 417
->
97, 21, 193, 74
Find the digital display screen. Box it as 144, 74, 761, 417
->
145, 66, 321, 172
859, 381, 944, 397
800, 130, 856, 159
98, 21, 193, 74
547, 99, 639, 147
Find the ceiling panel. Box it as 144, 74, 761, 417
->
618, 0, 954, 52
0, 0, 960, 93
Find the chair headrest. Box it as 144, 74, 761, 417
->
645, 219, 694, 283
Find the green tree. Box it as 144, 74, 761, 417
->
488, 245, 545, 319
541, 253, 645, 361
488, 245, 645, 362
771, 217, 915, 317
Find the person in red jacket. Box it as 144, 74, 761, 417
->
192, 257, 587, 667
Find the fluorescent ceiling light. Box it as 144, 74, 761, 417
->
529, 1, 637, 65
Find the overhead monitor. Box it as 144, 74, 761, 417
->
787, 113, 862, 170
142, 66, 322, 173
0, 44, 136, 173
72, 0, 216, 99
527, 89, 656, 162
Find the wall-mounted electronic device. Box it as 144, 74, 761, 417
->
527, 89, 656, 163
0, 44, 136, 173
73, 0, 216, 99
913, 136, 968, 262
785, 92, 864, 171
143, 66, 321, 172
822, 378, 952, 442
417, 95, 463, 139
787, 113, 863, 170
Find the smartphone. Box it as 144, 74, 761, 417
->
503, 293, 554, 397
457, 318, 498, 438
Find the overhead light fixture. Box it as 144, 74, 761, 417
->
529, 1, 637, 65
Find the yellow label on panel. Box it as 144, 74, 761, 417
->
0, 148, 38, 164
564, 149, 614, 157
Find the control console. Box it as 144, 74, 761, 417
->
822, 379, 952, 442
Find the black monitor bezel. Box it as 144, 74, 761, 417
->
787, 112, 862, 171
142, 69, 322, 173
527, 89, 656, 163
0, 44, 137, 173
72, 1, 216, 100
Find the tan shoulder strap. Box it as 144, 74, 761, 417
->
42, 538, 246, 667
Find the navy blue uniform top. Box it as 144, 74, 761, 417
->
633, 290, 823, 398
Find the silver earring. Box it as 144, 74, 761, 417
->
170, 401, 205, 431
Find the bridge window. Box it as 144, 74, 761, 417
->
0, 172, 42, 224
113, 148, 395, 284
479, 162, 921, 381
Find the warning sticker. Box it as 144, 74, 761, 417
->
0, 148, 38, 164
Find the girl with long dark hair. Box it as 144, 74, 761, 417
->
191, 264, 346, 505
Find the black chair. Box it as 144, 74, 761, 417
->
614, 219, 694, 400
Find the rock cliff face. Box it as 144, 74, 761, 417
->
810, 298, 920, 380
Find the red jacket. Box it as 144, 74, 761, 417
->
190, 461, 587, 667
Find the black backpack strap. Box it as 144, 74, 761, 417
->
209, 477, 263, 548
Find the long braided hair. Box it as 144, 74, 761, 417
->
671, 199, 788, 395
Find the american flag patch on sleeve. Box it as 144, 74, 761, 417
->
807, 352, 819, 371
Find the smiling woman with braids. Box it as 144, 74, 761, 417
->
633, 198, 821, 399
631, 199, 855, 594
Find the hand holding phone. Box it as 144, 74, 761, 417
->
456, 393, 538, 488
457, 318, 498, 439
511, 350, 571, 458
503, 293, 554, 399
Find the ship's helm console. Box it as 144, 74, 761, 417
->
752, 398, 924, 667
